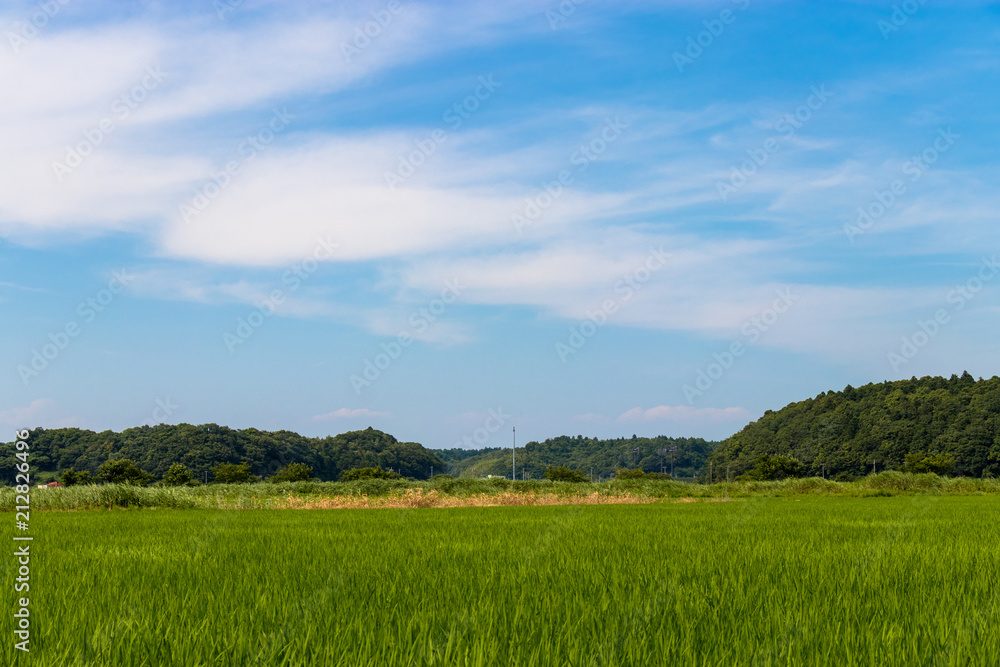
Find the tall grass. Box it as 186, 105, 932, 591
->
4, 497, 998, 665
5, 472, 1000, 511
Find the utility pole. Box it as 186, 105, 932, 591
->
822, 463, 825, 479
512, 426, 516, 481
709, 462, 713, 484
670, 446, 677, 477
873, 458, 876, 475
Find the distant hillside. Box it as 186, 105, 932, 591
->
434, 447, 503, 467
709, 373, 1000, 480
1, 424, 445, 483
445, 435, 718, 480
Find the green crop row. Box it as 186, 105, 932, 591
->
4, 497, 998, 666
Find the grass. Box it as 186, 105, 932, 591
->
4, 472, 1000, 511
4, 496, 999, 665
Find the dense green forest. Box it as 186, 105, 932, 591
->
447, 435, 718, 481
710, 373, 1000, 480
6, 373, 998, 486
0, 424, 445, 483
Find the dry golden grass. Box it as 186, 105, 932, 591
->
275, 489, 676, 510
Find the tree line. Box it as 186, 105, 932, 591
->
447, 435, 719, 480
709, 373, 1000, 481
6, 373, 997, 487
0, 424, 446, 484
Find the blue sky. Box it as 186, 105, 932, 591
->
2, 0, 999, 449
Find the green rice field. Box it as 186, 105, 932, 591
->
5, 496, 999, 666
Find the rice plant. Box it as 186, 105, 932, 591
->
3, 497, 998, 665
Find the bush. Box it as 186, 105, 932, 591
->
544, 466, 588, 483
901, 453, 955, 476
163, 463, 194, 487
340, 467, 402, 482
270, 463, 314, 483
60, 468, 79, 487
211, 463, 258, 484
615, 468, 646, 480
95, 459, 155, 486
738, 455, 802, 482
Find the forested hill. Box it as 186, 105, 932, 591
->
447, 435, 718, 481
1, 424, 445, 483
710, 373, 1000, 480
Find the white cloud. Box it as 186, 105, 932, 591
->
126, 267, 345, 318
617, 405, 750, 423
0, 399, 55, 428
0, 2, 561, 241
571, 413, 607, 423
313, 407, 391, 420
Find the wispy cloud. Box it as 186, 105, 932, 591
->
313, 408, 391, 421
617, 405, 751, 423
0, 399, 54, 428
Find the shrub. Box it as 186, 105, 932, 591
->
211, 463, 258, 484
341, 466, 402, 482
738, 455, 802, 482
95, 459, 155, 486
270, 463, 314, 483
60, 468, 79, 487
901, 453, 955, 476
162, 463, 194, 487
614, 468, 646, 480
544, 466, 588, 483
